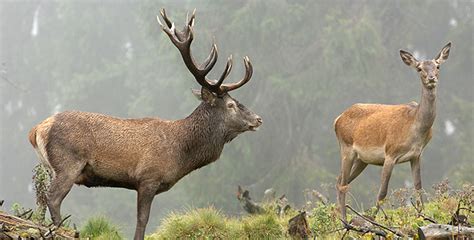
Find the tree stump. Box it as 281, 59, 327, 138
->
288, 211, 311, 239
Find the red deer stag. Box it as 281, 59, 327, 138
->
28, 9, 262, 240
334, 42, 451, 222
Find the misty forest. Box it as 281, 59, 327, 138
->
0, 0, 473, 239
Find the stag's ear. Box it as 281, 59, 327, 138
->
193, 88, 217, 106
192, 89, 202, 100
400, 50, 418, 68
435, 42, 451, 65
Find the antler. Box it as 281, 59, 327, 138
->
157, 9, 252, 95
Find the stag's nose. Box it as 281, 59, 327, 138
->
256, 116, 263, 125
428, 76, 436, 82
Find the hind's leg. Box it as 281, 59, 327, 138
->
347, 159, 368, 184
336, 145, 356, 222
47, 162, 84, 225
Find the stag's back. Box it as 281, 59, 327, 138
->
29, 111, 179, 188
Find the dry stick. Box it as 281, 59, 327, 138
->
17, 209, 33, 218
346, 204, 405, 237
410, 199, 437, 223
0, 232, 14, 240
339, 217, 387, 237
458, 207, 474, 213
58, 214, 72, 227
340, 229, 349, 239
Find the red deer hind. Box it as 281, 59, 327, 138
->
28, 9, 262, 240
334, 42, 451, 222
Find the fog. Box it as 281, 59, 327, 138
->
1, 0, 472, 236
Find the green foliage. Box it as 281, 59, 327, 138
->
11, 202, 26, 216
32, 164, 50, 223
80, 216, 124, 240
307, 203, 340, 237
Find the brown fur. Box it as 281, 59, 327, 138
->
29, 9, 262, 240
334, 43, 451, 221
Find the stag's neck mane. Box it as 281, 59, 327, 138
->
414, 85, 437, 134
175, 103, 231, 172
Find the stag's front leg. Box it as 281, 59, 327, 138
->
134, 183, 157, 240
411, 157, 424, 210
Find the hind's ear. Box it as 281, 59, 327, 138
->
400, 50, 418, 68
435, 42, 451, 65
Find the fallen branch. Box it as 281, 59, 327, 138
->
419, 224, 474, 239
0, 211, 76, 239
410, 199, 437, 224
346, 204, 405, 237
236, 186, 265, 214
339, 218, 386, 237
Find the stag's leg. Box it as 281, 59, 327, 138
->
336, 146, 356, 222
134, 184, 157, 240
411, 157, 424, 209
47, 163, 84, 225
347, 159, 368, 184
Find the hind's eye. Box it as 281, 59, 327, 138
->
227, 103, 235, 108
416, 67, 422, 72
436, 65, 440, 69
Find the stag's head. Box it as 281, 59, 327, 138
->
158, 9, 262, 133
400, 42, 451, 89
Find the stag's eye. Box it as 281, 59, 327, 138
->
227, 102, 235, 109
436, 65, 440, 69
416, 67, 422, 72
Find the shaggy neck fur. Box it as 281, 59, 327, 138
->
177, 102, 235, 173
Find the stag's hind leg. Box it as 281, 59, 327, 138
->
46, 159, 85, 225
336, 145, 356, 221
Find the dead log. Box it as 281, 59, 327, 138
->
0, 210, 76, 239
418, 224, 474, 240
288, 211, 311, 239
236, 186, 265, 214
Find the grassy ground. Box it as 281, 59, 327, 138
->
145, 182, 473, 239
1, 181, 472, 239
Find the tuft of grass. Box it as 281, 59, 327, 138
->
241, 213, 285, 239
147, 206, 240, 240
80, 215, 123, 240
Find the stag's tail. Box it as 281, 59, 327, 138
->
28, 125, 38, 148
28, 119, 56, 178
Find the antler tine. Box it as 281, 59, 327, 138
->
215, 55, 233, 88
220, 56, 253, 92
201, 43, 218, 75
159, 9, 253, 94
188, 9, 196, 27
160, 9, 172, 28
